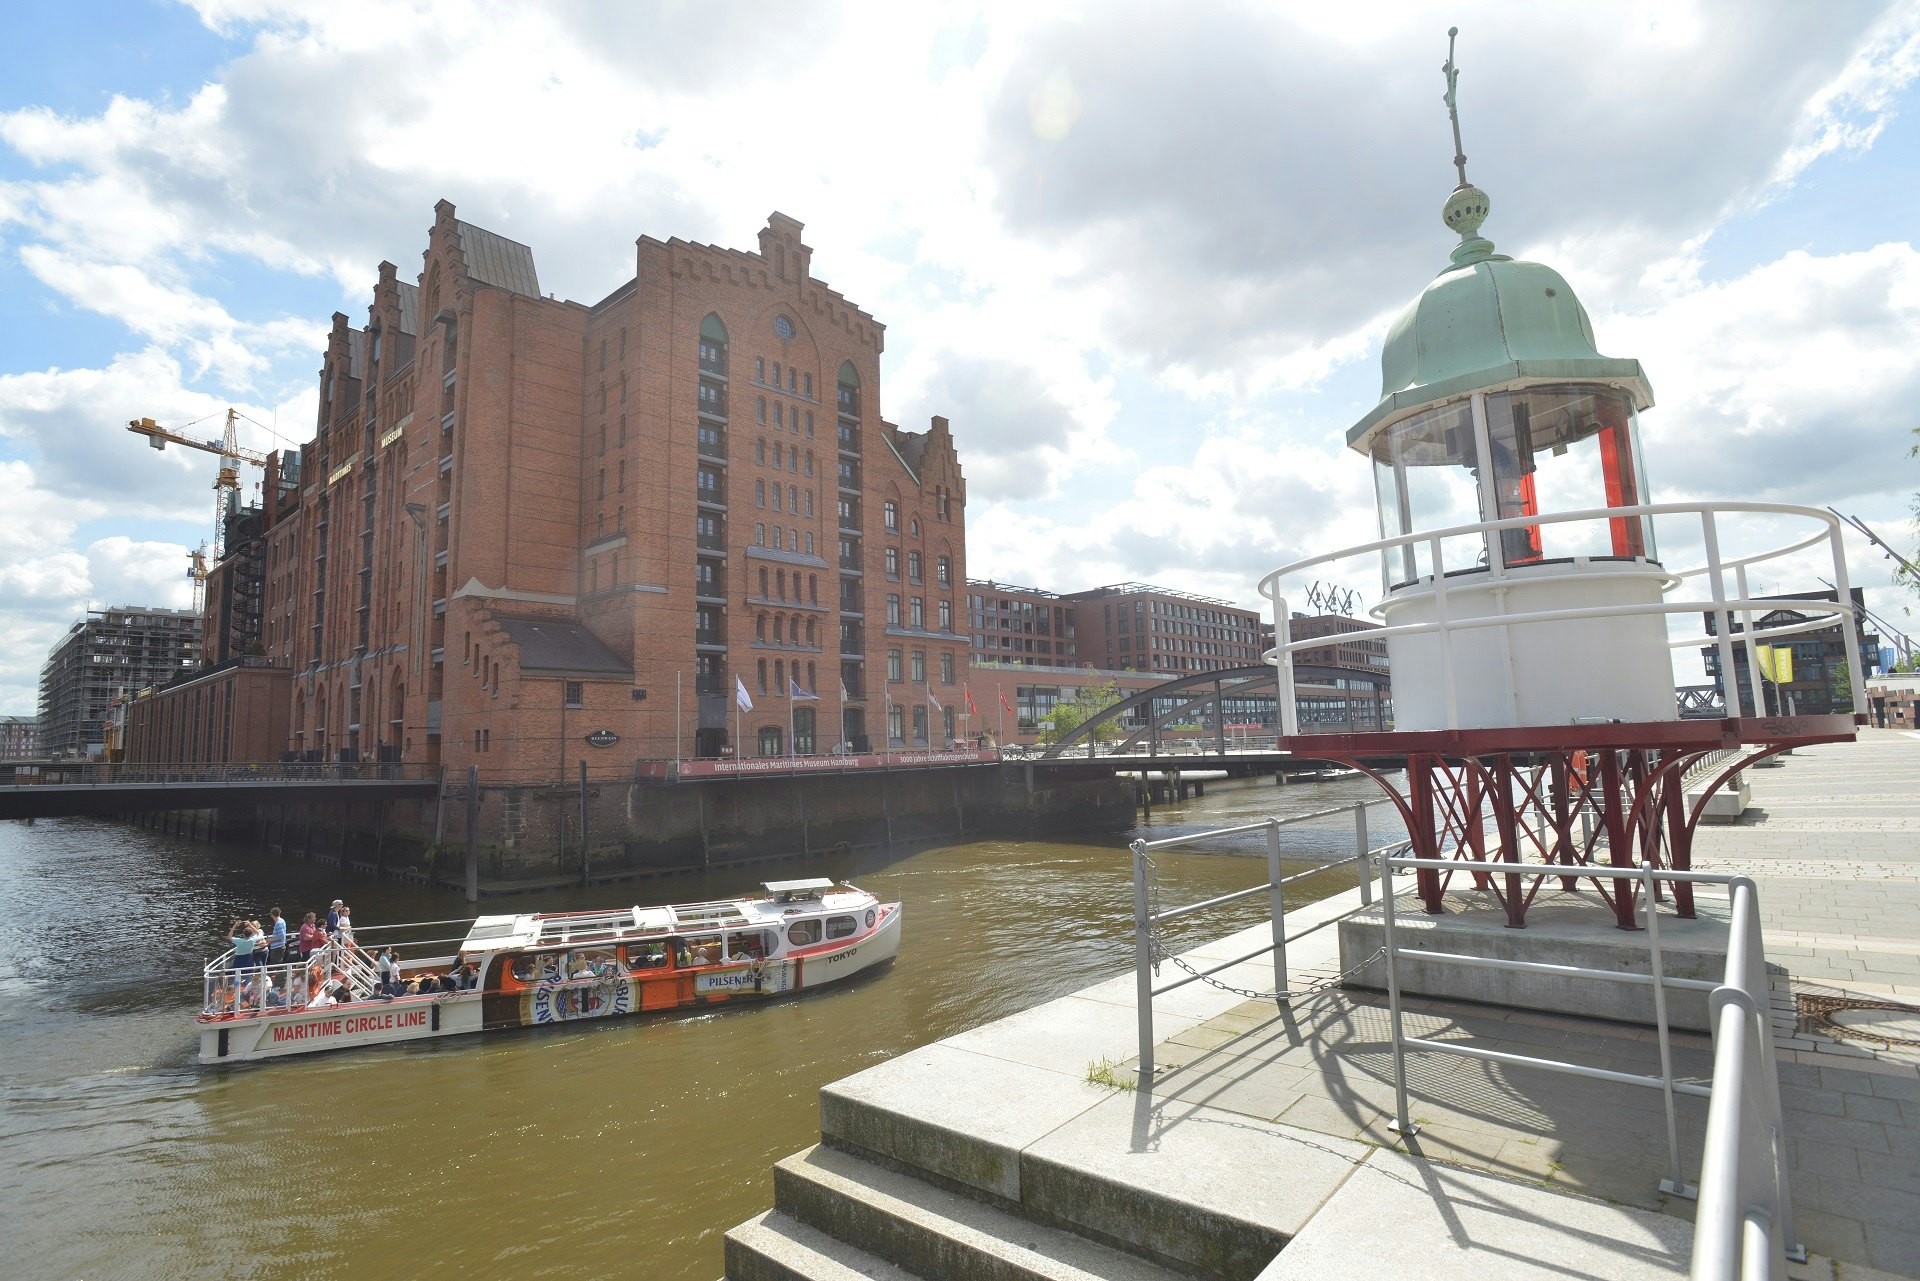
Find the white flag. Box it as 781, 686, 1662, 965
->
790, 680, 818, 701
928, 691, 943, 711
735, 676, 754, 712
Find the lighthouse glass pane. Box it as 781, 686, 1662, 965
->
1369, 399, 1487, 589
1484, 386, 1651, 564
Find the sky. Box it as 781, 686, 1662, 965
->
2, 0, 1918, 716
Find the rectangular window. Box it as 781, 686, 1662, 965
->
887, 594, 900, 626
940, 651, 954, 684
885, 548, 899, 579
884, 501, 899, 531
911, 650, 925, 682
910, 597, 924, 629
908, 551, 921, 582
938, 599, 952, 631
887, 649, 902, 682
803, 373, 812, 397
775, 402, 784, 429
757, 398, 767, 424
936, 556, 950, 586
564, 681, 584, 708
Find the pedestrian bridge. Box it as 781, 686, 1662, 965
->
0, 764, 441, 821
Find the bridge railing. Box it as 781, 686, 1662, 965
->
20, 761, 441, 786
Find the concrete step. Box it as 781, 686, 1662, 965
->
772, 1144, 1188, 1281
725, 1208, 926, 1281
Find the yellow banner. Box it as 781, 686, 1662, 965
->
1755, 645, 1794, 684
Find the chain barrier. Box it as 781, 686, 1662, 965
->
1139, 848, 1383, 1002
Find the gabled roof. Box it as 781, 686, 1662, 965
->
456, 220, 541, 297
396, 280, 419, 336
496, 618, 631, 677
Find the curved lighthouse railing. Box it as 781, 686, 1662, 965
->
1257, 501, 1867, 737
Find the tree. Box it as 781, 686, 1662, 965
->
1036, 680, 1124, 747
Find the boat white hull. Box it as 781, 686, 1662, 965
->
199, 903, 902, 1064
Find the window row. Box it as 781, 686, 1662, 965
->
754, 358, 813, 399
883, 649, 958, 684
755, 439, 814, 473
753, 525, 817, 556
755, 480, 816, 516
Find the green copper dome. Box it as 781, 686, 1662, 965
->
1346, 197, 1655, 453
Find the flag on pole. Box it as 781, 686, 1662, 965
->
790, 680, 818, 701
928, 691, 943, 711
999, 690, 1015, 714
840, 680, 851, 701
735, 676, 754, 712
965, 686, 978, 716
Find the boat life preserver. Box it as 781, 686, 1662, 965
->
865, 908, 875, 929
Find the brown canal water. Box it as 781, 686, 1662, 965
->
0, 773, 1400, 1281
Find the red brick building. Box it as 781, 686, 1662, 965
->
1064, 584, 1264, 676
966, 580, 1080, 668
266, 203, 966, 778
124, 662, 291, 765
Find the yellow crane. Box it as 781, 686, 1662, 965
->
128, 408, 273, 617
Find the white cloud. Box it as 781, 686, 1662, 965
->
1, 0, 1918, 715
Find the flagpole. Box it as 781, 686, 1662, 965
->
675, 671, 682, 774
788, 685, 795, 758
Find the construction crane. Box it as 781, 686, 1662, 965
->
129, 408, 274, 637
128, 409, 273, 558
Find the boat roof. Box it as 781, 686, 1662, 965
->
456, 884, 874, 954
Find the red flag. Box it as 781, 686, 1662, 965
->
999, 690, 1015, 714
965, 685, 978, 716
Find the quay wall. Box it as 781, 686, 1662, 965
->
201, 763, 1134, 886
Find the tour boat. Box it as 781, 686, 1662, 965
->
197, 878, 901, 1063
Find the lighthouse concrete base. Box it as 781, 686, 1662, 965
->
1338, 886, 1737, 1033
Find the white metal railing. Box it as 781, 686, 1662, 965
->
1375, 854, 1801, 1274
1131, 802, 1410, 1078
1258, 501, 1868, 735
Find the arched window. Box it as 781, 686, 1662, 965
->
699, 314, 729, 375
837, 362, 861, 417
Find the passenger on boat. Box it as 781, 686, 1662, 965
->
297, 913, 323, 960
326, 899, 343, 936
267, 908, 287, 965
230, 919, 257, 970
449, 961, 479, 989
335, 906, 355, 945
375, 947, 402, 997
204, 979, 236, 1016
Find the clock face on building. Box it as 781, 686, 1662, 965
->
773, 315, 795, 342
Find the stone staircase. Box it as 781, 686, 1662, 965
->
723, 1069, 1297, 1281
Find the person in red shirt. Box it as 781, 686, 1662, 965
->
297, 912, 324, 960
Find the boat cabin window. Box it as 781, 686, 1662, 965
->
569, 948, 620, 979
826, 915, 858, 940
787, 919, 822, 947
627, 943, 669, 970
729, 930, 772, 960
511, 955, 537, 982
676, 934, 724, 966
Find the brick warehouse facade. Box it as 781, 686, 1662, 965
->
266, 202, 967, 782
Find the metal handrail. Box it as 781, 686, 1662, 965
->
1258, 500, 1868, 734
1132, 802, 1405, 1078
1376, 855, 1801, 1272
